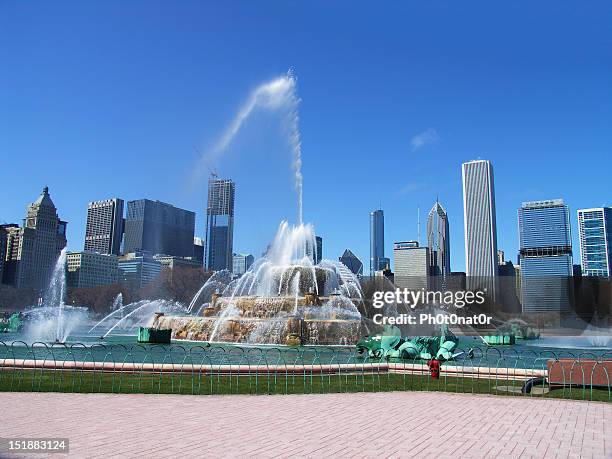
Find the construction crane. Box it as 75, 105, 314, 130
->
193, 146, 218, 178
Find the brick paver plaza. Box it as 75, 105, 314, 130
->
1, 391, 611, 458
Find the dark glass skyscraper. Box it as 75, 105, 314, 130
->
205, 175, 235, 271
193, 237, 204, 265
339, 249, 363, 276
124, 199, 195, 258
315, 236, 322, 264
370, 209, 386, 274
427, 200, 450, 277
84, 198, 124, 255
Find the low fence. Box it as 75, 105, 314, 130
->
0, 341, 610, 401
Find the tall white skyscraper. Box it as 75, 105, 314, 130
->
462, 160, 498, 300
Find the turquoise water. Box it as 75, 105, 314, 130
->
2, 328, 611, 370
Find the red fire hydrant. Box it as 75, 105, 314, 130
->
428, 359, 440, 379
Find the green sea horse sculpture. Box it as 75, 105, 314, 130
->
356, 325, 459, 361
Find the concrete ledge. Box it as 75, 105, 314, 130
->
0, 358, 547, 379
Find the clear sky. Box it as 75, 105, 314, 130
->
1, 1, 610, 272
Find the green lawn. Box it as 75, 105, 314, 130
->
1, 369, 610, 402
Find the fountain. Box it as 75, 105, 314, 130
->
149, 71, 362, 345
19, 248, 88, 343
152, 222, 363, 345
187, 270, 232, 314
89, 298, 186, 338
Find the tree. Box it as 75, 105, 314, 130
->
139, 266, 211, 304
67, 284, 127, 315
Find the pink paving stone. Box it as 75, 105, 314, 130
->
0, 391, 610, 459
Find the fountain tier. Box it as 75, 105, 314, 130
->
153, 314, 360, 345
153, 289, 361, 345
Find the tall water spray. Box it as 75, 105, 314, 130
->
20, 247, 88, 344
151, 73, 364, 344
46, 247, 68, 342
196, 71, 304, 223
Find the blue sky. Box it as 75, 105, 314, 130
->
1, 1, 610, 272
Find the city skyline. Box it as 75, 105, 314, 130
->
1, 2, 610, 273
1, 163, 609, 278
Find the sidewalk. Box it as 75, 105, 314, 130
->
1, 391, 610, 458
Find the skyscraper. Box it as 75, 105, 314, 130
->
462, 160, 498, 300
304, 235, 323, 264
193, 237, 204, 265
3, 187, 67, 290
124, 200, 195, 258
205, 175, 235, 271
118, 251, 162, 288
518, 199, 573, 313
153, 254, 202, 270
339, 249, 363, 276
84, 198, 124, 255
0, 224, 9, 283
393, 241, 429, 291
370, 209, 387, 274
577, 207, 612, 277
232, 253, 254, 276
315, 236, 323, 264
66, 252, 118, 289
427, 200, 450, 277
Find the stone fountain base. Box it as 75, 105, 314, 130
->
152, 314, 361, 346
152, 292, 362, 346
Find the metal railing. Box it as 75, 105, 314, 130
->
0, 340, 610, 402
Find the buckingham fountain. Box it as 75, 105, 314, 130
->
150, 221, 363, 345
